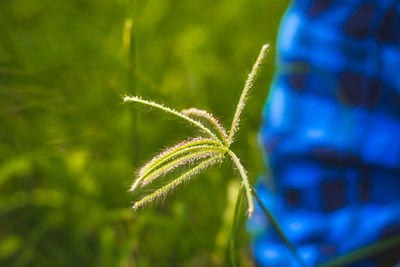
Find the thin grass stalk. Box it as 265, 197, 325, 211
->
252, 189, 306, 267
182, 108, 228, 145
123, 96, 219, 141
133, 155, 222, 210
229, 186, 246, 267
122, 17, 139, 164
228, 44, 269, 144
228, 150, 254, 216
141, 147, 226, 186
318, 235, 400, 267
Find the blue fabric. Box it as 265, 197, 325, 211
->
250, 0, 400, 266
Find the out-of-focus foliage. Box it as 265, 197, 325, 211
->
0, 0, 288, 266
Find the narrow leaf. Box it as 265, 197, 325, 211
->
252, 189, 306, 267
318, 235, 400, 267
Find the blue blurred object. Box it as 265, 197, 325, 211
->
250, 0, 400, 266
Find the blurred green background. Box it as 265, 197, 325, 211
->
0, 0, 289, 266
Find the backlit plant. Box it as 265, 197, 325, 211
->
124, 44, 308, 267
124, 44, 269, 216
125, 44, 400, 267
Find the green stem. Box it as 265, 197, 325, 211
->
230, 186, 245, 267
228, 150, 254, 216
252, 189, 307, 267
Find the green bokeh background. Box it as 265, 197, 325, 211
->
0, 0, 289, 266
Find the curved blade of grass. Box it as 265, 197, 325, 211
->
252, 189, 306, 267
131, 137, 221, 192
229, 185, 246, 267
182, 108, 228, 145
318, 235, 400, 267
133, 155, 222, 210
228, 44, 269, 145
141, 147, 226, 186
124, 96, 219, 141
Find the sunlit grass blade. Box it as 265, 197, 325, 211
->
133, 155, 222, 210
141, 147, 226, 186
123, 96, 219, 141
182, 108, 228, 145
228, 44, 269, 145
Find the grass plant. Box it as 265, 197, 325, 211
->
124, 44, 269, 216
124, 44, 306, 266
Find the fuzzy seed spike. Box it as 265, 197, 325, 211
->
141, 147, 226, 186
182, 108, 228, 145
133, 155, 222, 210
228, 44, 269, 145
124, 96, 219, 141
139, 137, 220, 177
131, 138, 221, 192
